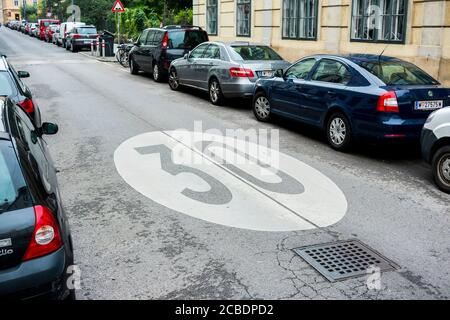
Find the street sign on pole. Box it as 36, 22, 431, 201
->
111, 0, 125, 13
111, 0, 125, 46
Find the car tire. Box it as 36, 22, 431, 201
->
71, 43, 78, 53
65, 42, 70, 51
168, 68, 180, 91
253, 91, 272, 122
130, 57, 139, 75
152, 63, 162, 82
326, 112, 353, 151
432, 145, 450, 194
209, 78, 225, 105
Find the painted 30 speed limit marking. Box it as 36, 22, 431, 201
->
114, 131, 347, 232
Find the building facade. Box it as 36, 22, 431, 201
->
1, 0, 37, 24
193, 0, 450, 86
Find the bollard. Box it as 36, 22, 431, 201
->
102, 40, 105, 57
90, 40, 94, 55
96, 36, 100, 56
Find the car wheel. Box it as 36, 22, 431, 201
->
168, 68, 180, 91
253, 91, 272, 122
209, 78, 224, 105
65, 42, 70, 50
130, 58, 139, 75
326, 112, 352, 151
432, 146, 450, 194
152, 63, 162, 82
71, 43, 77, 53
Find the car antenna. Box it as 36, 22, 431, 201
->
378, 44, 389, 74
378, 44, 389, 63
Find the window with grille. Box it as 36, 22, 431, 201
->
282, 0, 318, 40
237, 0, 251, 37
351, 0, 407, 43
206, 0, 218, 36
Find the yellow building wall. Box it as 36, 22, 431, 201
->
194, 0, 450, 86
2, 0, 39, 23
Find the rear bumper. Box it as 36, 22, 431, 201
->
221, 78, 255, 98
0, 247, 68, 300
354, 115, 427, 142
73, 39, 95, 48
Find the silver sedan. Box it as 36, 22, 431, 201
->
168, 41, 290, 105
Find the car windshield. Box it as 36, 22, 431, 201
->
0, 72, 14, 96
168, 30, 208, 49
355, 60, 439, 85
229, 46, 283, 61
78, 28, 97, 35
0, 141, 31, 214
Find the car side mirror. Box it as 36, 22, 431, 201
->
275, 69, 284, 78
40, 122, 59, 135
134, 41, 140, 47
184, 53, 188, 59
17, 71, 30, 78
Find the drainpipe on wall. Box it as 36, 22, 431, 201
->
261, 0, 273, 46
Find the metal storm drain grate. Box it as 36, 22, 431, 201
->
293, 239, 398, 282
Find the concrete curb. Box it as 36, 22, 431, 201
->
79, 51, 117, 63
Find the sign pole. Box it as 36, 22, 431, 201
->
117, 12, 120, 45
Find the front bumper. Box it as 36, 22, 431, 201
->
0, 247, 67, 300
421, 128, 438, 163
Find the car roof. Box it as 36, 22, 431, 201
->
226, 41, 267, 47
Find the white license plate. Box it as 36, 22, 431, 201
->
414, 100, 443, 110
84, 41, 92, 44
261, 70, 274, 77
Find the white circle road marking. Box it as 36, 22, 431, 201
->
114, 131, 348, 232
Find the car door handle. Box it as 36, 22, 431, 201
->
327, 90, 337, 96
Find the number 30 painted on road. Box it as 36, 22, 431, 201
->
114, 131, 347, 232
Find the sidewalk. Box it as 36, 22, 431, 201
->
79, 44, 119, 63
79, 51, 117, 63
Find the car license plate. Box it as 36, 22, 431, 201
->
260, 70, 274, 77
414, 100, 443, 110
84, 40, 91, 44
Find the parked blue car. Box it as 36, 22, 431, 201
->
253, 54, 450, 151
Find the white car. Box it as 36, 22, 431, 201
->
421, 107, 450, 193
58, 22, 86, 47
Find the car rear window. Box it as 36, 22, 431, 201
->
0, 140, 32, 214
168, 30, 208, 49
0, 71, 15, 96
78, 27, 97, 35
355, 60, 439, 85
229, 46, 283, 61
42, 21, 58, 27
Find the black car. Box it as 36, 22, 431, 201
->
129, 25, 209, 82
65, 25, 98, 53
0, 55, 41, 127
0, 97, 75, 300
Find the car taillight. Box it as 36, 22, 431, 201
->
377, 91, 399, 113
22, 206, 62, 261
73, 34, 81, 39
229, 67, 254, 78
19, 98, 34, 114
162, 32, 169, 49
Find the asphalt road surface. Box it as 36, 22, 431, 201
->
1, 27, 449, 299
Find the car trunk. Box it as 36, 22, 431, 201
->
0, 207, 35, 271
241, 61, 290, 82
386, 85, 450, 118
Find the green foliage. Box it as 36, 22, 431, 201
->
49, 0, 193, 42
